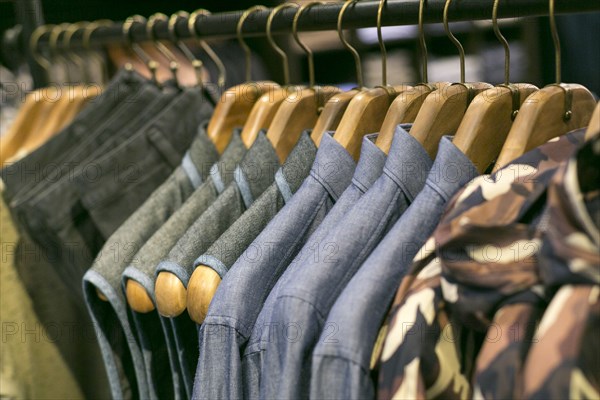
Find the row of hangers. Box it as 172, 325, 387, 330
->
6, 0, 597, 322
139, 0, 599, 324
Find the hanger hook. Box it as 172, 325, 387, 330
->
63, 22, 90, 84
237, 6, 267, 83
188, 9, 228, 90
266, 3, 298, 86
548, 0, 561, 84
292, 2, 323, 89
123, 15, 159, 84
492, 0, 510, 85
418, 0, 429, 83
338, 0, 363, 89
443, 0, 465, 83
30, 24, 54, 73
168, 11, 204, 88
83, 20, 112, 84
547, 0, 571, 120
377, 0, 387, 86
49, 23, 71, 82
148, 13, 180, 86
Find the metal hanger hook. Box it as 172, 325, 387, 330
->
237, 6, 268, 83
338, 0, 363, 89
492, 0, 510, 85
492, 0, 520, 121
82, 20, 112, 84
443, 0, 466, 84
377, 0, 388, 86
187, 9, 228, 89
547, 0, 572, 120
29, 24, 54, 73
62, 22, 91, 84
266, 3, 299, 86
418, 0, 429, 84
49, 23, 71, 81
292, 2, 323, 90
122, 15, 159, 84
168, 11, 204, 88
147, 13, 180, 86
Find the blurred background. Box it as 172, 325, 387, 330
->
1, 0, 599, 96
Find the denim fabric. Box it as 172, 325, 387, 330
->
118, 131, 246, 399
129, 132, 276, 397
0, 69, 149, 203
260, 125, 433, 399
194, 131, 321, 278
158, 131, 278, 286
242, 134, 387, 399
310, 137, 479, 400
193, 132, 356, 399
83, 119, 219, 399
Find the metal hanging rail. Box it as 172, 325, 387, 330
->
11, 0, 600, 51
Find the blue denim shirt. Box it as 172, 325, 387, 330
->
193, 132, 357, 400
310, 136, 479, 400
260, 125, 433, 399
118, 131, 276, 400
241, 133, 387, 399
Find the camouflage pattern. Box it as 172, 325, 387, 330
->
376, 129, 588, 400
521, 134, 600, 399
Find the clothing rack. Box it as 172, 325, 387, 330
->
5, 0, 600, 88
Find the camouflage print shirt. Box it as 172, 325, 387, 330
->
521, 133, 600, 399
376, 129, 587, 400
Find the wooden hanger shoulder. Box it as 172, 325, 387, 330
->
155, 271, 187, 317
125, 279, 155, 313
409, 82, 493, 159
208, 81, 280, 153
311, 89, 359, 146
267, 86, 341, 163
494, 83, 596, 170
453, 83, 539, 173
240, 85, 289, 148
0, 92, 43, 165
376, 83, 450, 154
186, 266, 222, 324
333, 85, 409, 160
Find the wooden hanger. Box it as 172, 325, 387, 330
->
187, 9, 281, 153
154, 6, 283, 318
408, 0, 492, 160
0, 90, 52, 165
26, 24, 97, 156
264, 3, 340, 161
311, 90, 359, 146
584, 102, 600, 141
0, 24, 61, 165
184, 3, 341, 323
242, 2, 341, 150
452, 0, 538, 174
332, 0, 411, 161
308, 2, 359, 146
376, 0, 447, 154
493, 0, 595, 171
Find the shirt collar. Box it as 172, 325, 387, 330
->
280, 130, 319, 194
187, 120, 220, 179
352, 133, 387, 193
308, 131, 356, 200
425, 136, 479, 200
383, 124, 433, 201
236, 130, 280, 203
